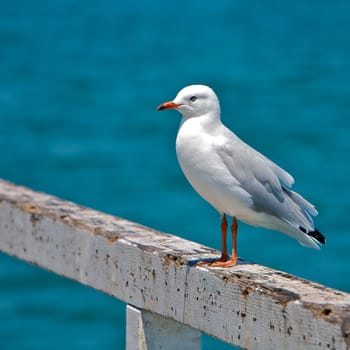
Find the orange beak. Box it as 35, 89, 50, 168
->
157, 101, 181, 111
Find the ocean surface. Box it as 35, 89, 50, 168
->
1, 1, 350, 349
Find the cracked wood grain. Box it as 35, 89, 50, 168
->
0, 179, 349, 349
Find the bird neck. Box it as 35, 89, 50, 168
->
180, 111, 222, 134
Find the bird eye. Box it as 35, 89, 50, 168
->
190, 96, 197, 102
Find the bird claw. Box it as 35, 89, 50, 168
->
196, 256, 238, 268
209, 258, 237, 268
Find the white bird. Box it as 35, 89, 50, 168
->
157, 84, 325, 267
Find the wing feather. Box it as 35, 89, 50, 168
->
215, 130, 317, 230
216, 135, 288, 207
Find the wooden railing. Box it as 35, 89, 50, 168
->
0, 179, 349, 350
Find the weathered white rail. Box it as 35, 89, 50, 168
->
0, 179, 349, 349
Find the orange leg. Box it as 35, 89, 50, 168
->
210, 215, 238, 268
230, 216, 238, 266
220, 213, 229, 261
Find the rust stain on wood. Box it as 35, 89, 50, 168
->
302, 302, 350, 326
108, 235, 119, 243
162, 253, 186, 268
94, 227, 120, 243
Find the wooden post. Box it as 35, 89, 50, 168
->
0, 179, 350, 349
126, 305, 201, 350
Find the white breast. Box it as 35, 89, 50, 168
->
175, 118, 254, 219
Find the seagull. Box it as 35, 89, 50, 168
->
157, 84, 325, 267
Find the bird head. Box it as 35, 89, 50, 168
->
157, 84, 221, 120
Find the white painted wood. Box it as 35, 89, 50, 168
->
0, 179, 350, 349
126, 305, 147, 350
126, 304, 201, 350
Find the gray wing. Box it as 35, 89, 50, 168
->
216, 136, 289, 205
215, 133, 317, 221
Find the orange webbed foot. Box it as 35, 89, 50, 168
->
196, 255, 237, 268
209, 257, 237, 268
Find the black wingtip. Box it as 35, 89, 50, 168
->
299, 226, 326, 244
307, 228, 326, 245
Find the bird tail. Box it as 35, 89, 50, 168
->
301, 227, 326, 245
282, 188, 326, 249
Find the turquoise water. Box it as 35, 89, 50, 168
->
1, 1, 350, 349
